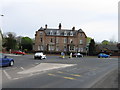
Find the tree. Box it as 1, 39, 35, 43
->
3, 32, 17, 51
102, 40, 110, 45
21, 37, 33, 51
87, 37, 92, 44
117, 43, 120, 50
88, 39, 96, 55
16, 36, 23, 50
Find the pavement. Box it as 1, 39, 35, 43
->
92, 69, 118, 88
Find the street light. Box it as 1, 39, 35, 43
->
0, 15, 4, 16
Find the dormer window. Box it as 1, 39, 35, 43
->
64, 31, 67, 36
70, 31, 73, 36
56, 31, 60, 35
50, 30, 53, 35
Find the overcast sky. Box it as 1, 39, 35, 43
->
0, 0, 119, 42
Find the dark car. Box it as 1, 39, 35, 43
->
0, 54, 14, 67
72, 53, 83, 58
11, 51, 26, 55
98, 53, 110, 58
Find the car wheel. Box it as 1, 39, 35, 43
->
40, 56, 42, 60
98, 56, 100, 58
34, 57, 36, 59
9, 61, 14, 66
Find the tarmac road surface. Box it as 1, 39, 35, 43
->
1, 54, 118, 88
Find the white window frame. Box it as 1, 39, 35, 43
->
81, 48, 83, 52
56, 46, 59, 51
69, 46, 75, 51
64, 46, 67, 51
56, 31, 60, 35
70, 31, 73, 36
64, 38, 67, 43
70, 39, 73, 43
38, 45, 40, 50
64, 31, 67, 36
56, 38, 59, 43
50, 30, 53, 35
49, 45, 54, 51
40, 45, 44, 51
80, 40, 83, 44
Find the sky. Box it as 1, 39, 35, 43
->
0, 0, 119, 42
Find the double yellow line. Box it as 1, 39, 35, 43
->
48, 71, 81, 80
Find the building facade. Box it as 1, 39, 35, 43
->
34, 23, 87, 54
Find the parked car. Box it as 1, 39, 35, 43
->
11, 51, 26, 55
98, 53, 110, 58
72, 53, 83, 58
0, 54, 14, 67
34, 52, 46, 59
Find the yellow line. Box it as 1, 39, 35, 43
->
57, 71, 81, 77
57, 71, 64, 73
70, 74, 81, 77
48, 73, 77, 80
63, 77, 75, 80
48, 73, 56, 76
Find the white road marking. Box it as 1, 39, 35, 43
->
20, 67, 25, 70
3, 70, 12, 80
35, 63, 39, 64
18, 63, 76, 74
66, 68, 77, 71
3, 67, 17, 70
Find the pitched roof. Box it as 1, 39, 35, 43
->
98, 45, 119, 51
38, 28, 85, 37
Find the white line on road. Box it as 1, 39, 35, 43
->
3, 70, 12, 80
20, 67, 25, 70
66, 68, 77, 72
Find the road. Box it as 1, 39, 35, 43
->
1, 54, 118, 88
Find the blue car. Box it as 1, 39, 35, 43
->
0, 54, 14, 67
98, 53, 110, 58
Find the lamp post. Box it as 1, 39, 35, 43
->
0, 14, 4, 52
0, 15, 4, 16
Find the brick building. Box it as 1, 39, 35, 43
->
34, 23, 87, 54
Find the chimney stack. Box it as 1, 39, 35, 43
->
58, 23, 62, 30
45, 24, 47, 29
72, 27, 75, 31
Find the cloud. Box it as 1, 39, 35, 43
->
1, 0, 118, 42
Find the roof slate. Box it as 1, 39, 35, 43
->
38, 28, 84, 36
98, 45, 119, 51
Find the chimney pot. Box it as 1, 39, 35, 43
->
58, 23, 62, 30
72, 27, 75, 31
45, 24, 47, 29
